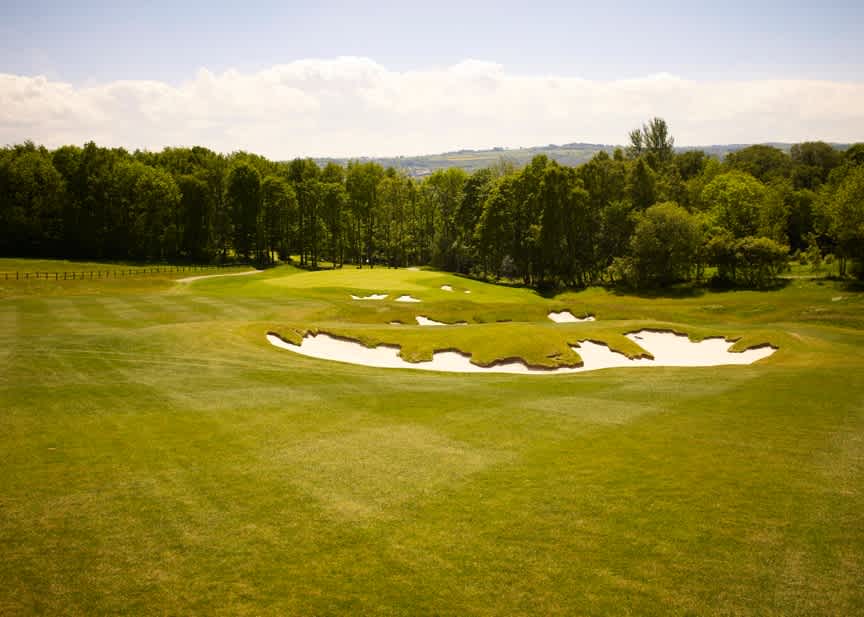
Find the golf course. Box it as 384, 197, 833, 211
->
1, 259, 862, 615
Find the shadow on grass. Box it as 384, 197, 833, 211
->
708, 278, 793, 293
609, 277, 794, 299
610, 283, 707, 299
838, 278, 864, 292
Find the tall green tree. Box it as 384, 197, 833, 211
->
261, 175, 296, 263
823, 165, 864, 277
627, 202, 701, 287
537, 163, 594, 286
0, 144, 65, 257
177, 175, 212, 260
476, 176, 517, 278
377, 172, 412, 267
226, 163, 261, 260
791, 141, 841, 190
134, 165, 181, 259
346, 161, 384, 266
725, 145, 791, 183
628, 117, 674, 168
627, 158, 656, 211
455, 167, 496, 273
701, 171, 766, 238
320, 181, 348, 267
425, 167, 468, 271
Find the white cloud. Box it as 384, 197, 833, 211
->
1, 57, 863, 158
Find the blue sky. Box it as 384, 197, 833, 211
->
3, 0, 862, 82
1, 1, 863, 156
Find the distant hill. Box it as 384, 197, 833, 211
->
315, 142, 849, 177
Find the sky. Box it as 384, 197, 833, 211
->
1, 0, 863, 158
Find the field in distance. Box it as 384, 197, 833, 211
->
315, 141, 848, 177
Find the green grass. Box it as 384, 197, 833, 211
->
1, 262, 863, 615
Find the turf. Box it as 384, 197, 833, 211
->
1, 262, 862, 615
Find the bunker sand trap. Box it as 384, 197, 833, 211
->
549, 310, 595, 323
395, 295, 421, 302
351, 293, 388, 300
268, 330, 776, 375
416, 316, 468, 326
177, 269, 262, 283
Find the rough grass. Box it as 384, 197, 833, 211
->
1, 261, 863, 615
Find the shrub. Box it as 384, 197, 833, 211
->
734, 237, 789, 287
704, 234, 789, 287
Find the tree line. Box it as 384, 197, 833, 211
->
2, 118, 863, 288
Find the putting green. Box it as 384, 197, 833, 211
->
1, 261, 863, 616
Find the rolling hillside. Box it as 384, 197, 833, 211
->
315, 142, 848, 177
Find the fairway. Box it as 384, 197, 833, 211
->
2, 262, 863, 615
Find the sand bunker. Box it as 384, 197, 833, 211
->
548, 310, 595, 323
267, 330, 775, 375
441, 285, 453, 291
177, 269, 262, 283
351, 293, 388, 300
624, 331, 773, 366
395, 295, 421, 303
415, 316, 468, 326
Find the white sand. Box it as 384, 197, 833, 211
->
267, 330, 776, 375
441, 285, 453, 291
395, 295, 421, 302
624, 331, 775, 366
177, 269, 262, 283
351, 293, 388, 300
548, 311, 596, 323
415, 316, 468, 326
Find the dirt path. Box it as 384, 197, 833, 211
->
177, 269, 263, 283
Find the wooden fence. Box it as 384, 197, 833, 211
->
1, 264, 243, 281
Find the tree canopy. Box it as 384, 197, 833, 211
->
2, 124, 861, 286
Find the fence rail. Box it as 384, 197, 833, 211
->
1, 263, 245, 281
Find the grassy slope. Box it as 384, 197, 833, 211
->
1, 263, 862, 615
